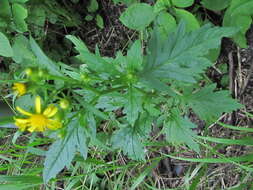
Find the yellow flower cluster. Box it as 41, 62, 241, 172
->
14, 96, 62, 132
13, 83, 27, 96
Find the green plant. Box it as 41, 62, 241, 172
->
1, 0, 252, 188
201, 0, 253, 48
0, 18, 243, 183
86, 0, 104, 29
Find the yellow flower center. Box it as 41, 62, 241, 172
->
30, 114, 47, 128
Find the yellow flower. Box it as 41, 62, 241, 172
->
13, 83, 26, 96
14, 96, 62, 132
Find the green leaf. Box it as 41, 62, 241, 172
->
123, 86, 143, 126
156, 11, 177, 41
164, 108, 199, 152
201, 0, 231, 11
0, 183, 41, 190
171, 0, 194, 8
12, 3, 28, 32
28, 6, 46, 37
85, 15, 93, 21
66, 35, 89, 53
185, 84, 242, 121
120, 3, 155, 31
15, 94, 34, 112
0, 32, 13, 57
0, 18, 8, 28
0, 0, 11, 19
96, 14, 104, 29
111, 126, 145, 160
30, 37, 63, 76
174, 8, 200, 32
9, 0, 29, 3
113, 0, 137, 6
66, 35, 118, 75
0, 175, 42, 184
130, 160, 159, 190
96, 92, 125, 112
165, 153, 253, 163
43, 119, 88, 183
154, 0, 171, 13
223, 0, 253, 47
12, 35, 35, 63
198, 136, 253, 146
126, 40, 143, 71
142, 23, 237, 88
87, 0, 98, 13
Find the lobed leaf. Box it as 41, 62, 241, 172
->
123, 86, 143, 126
43, 119, 88, 183
142, 22, 237, 91
163, 108, 200, 152
185, 84, 242, 121
30, 37, 63, 76
111, 126, 145, 160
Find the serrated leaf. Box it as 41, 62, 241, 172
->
201, 0, 231, 11
0, 32, 13, 57
30, 37, 63, 76
136, 113, 153, 137
174, 8, 199, 32
12, 35, 35, 63
185, 84, 242, 121
120, 3, 155, 31
66, 35, 118, 75
43, 139, 75, 183
43, 119, 88, 183
123, 86, 143, 126
164, 108, 199, 152
127, 40, 142, 71
96, 92, 125, 112
171, 0, 194, 8
66, 35, 89, 53
12, 3, 28, 32
142, 23, 237, 89
111, 126, 145, 160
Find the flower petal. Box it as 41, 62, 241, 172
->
35, 96, 41, 114
16, 106, 32, 116
14, 118, 30, 124
47, 119, 62, 130
27, 125, 37, 132
15, 122, 28, 131
43, 105, 58, 118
